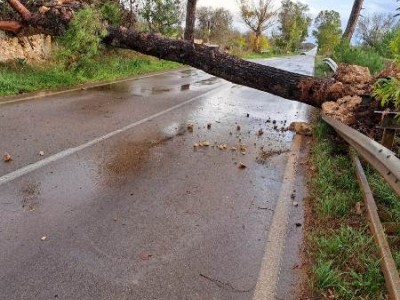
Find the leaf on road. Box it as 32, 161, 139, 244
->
207, 123, 212, 129
256, 129, 264, 136
41, 236, 47, 241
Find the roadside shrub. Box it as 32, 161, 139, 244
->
373, 77, 400, 109
333, 41, 384, 75
57, 7, 106, 74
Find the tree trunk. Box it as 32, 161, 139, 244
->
1, 0, 354, 108
254, 32, 261, 52
184, 0, 197, 42
343, 0, 364, 41
105, 27, 348, 108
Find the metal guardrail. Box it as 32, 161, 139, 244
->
322, 114, 400, 300
322, 58, 338, 72
322, 115, 400, 196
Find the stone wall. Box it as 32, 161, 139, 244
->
0, 32, 52, 62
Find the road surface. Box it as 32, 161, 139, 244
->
0, 53, 316, 300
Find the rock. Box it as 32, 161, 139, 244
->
3, 152, 12, 162
288, 122, 313, 136
238, 162, 247, 169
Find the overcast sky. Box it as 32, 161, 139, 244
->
196, 0, 397, 39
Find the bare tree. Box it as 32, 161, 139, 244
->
239, 0, 277, 52
342, 0, 363, 41
356, 12, 397, 47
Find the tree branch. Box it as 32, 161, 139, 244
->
0, 20, 23, 33
7, 0, 32, 21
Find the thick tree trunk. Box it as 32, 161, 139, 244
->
105, 27, 349, 107
343, 0, 364, 41
184, 0, 197, 42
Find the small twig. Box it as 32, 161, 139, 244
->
257, 207, 274, 211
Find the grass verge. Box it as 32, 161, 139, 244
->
305, 120, 387, 299
0, 49, 181, 96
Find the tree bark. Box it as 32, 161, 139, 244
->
343, 0, 364, 41
105, 27, 349, 107
184, 0, 197, 42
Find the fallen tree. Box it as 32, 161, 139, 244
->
0, 0, 375, 109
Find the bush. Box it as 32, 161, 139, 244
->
333, 41, 384, 74
57, 7, 106, 74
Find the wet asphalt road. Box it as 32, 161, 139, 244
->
0, 53, 316, 300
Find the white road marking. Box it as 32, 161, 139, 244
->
0, 83, 229, 186
253, 134, 302, 300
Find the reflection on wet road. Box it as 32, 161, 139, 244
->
0, 53, 316, 300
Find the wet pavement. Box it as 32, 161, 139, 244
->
0, 53, 316, 300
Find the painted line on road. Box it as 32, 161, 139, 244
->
252, 134, 302, 300
0, 67, 190, 106
0, 83, 229, 186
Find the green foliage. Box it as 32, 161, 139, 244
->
312, 10, 342, 55
239, 0, 277, 52
99, 1, 123, 26
374, 27, 399, 59
58, 7, 106, 74
277, 0, 312, 52
390, 27, 400, 61
196, 6, 233, 45
140, 0, 182, 37
373, 77, 400, 109
333, 41, 385, 75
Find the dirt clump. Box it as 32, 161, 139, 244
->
335, 64, 372, 85
322, 95, 362, 125
289, 122, 313, 136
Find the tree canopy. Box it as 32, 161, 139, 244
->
239, 0, 276, 52
313, 10, 342, 55
196, 6, 232, 44
276, 0, 312, 52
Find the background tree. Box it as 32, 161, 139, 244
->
196, 6, 233, 45
184, 0, 196, 41
313, 10, 342, 55
342, 0, 364, 41
356, 13, 397, 48
277, 0, 311, 52
140, 0, 183, 37
239, 0, 277, 52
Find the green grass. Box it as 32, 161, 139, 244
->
314, 55, 334, 78
0, 50, 181, 96
306, 120, 387, 299
332, 45, 385, 75
233, 49, 296, 60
